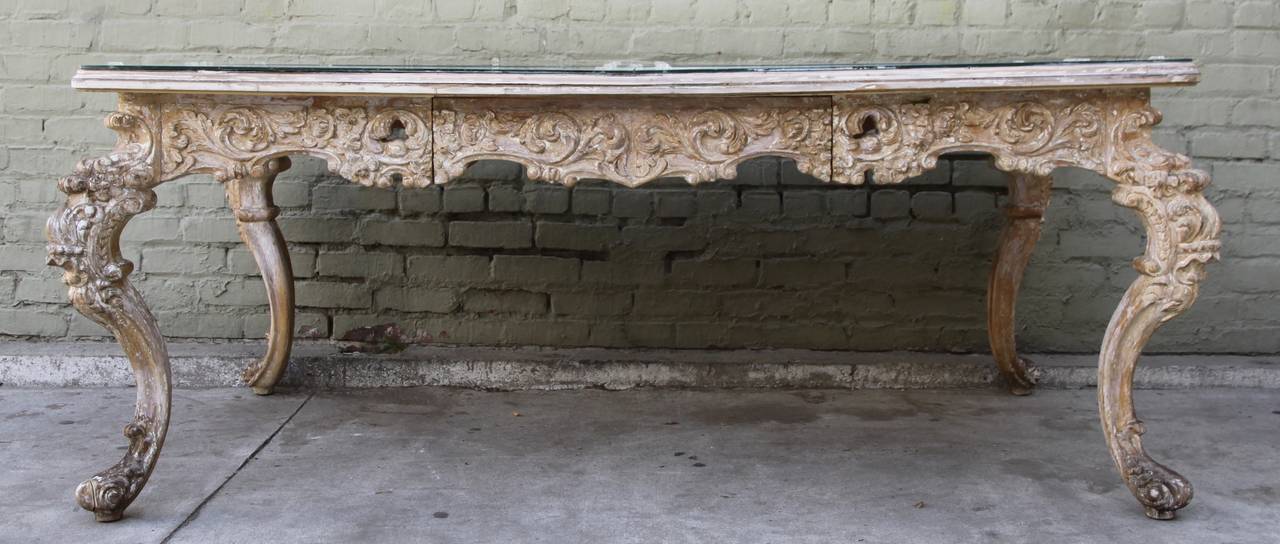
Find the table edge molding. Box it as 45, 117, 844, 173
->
72, 61, 1199, 96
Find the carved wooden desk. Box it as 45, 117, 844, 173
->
51, 60, 1220, 523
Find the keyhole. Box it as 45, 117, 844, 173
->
852, 115, 879, 139
376, 118, 412, 161
386, 118, 408, 141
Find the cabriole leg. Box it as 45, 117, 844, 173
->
46, 111, 169, 522
226, 157, 295, 395
1099, 176, 1220, 520
986, 172, 1052, 395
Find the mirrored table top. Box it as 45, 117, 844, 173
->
82, 58, 1189, 74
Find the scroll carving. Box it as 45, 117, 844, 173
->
833, 88, 1219, 519
1108, 105, 1220, 320
49, 83, 1222, 523
46, 96, 172, 522
159, 97, 432, 187
433, 97, 831, 186
47, 100, 158, 342
832, 89, 1219, 292
832, 88, 1221, 314
1097, 103, 1219, 519
833, 90, 1113, 183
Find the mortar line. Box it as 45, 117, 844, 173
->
160, 392, 314, 544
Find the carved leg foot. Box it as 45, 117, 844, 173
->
77, 410, 164, 523
1098, 175, 1220, 520
1099, 274, 1197, 520
47, 114, 171, 522
226, 157, 295, 396
987, 173, 1052, 395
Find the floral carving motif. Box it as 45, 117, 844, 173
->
433, 97, 831, 186
833, 89, 1219, 519
1101, 116, 1218, 518
48, 104, 157, 326
834, 91, 1109, 183
833, 88, 1221, 320
1105, 102, 1220, 321
161, 97, 432, 187
46, 98, 169, 522
49, 86, 1224, 522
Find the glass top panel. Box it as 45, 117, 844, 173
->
82, 58, 1188, 74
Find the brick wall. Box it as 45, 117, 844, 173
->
1, 0, 1277, 353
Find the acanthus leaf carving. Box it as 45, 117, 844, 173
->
160, 97, 432, 187
45, 96, 168, 522
47, 102, 158, 317
833, 91, 1219, 519
1106, 101, 1221, 322
50, 77, 1228, 523
833, 89, 1221, 320
833, 91, 1108, 183
433, 97, 831, 187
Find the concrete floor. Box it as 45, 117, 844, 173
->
2, 387, 1278, 543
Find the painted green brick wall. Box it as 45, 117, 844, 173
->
1, 0, 1277, 352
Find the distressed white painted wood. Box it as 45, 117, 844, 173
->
72, 60, 1198, 96
50, 59, 1219, 525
